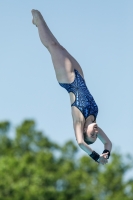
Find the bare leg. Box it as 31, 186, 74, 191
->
32, 9, 60, 48
31, 10, 84, 82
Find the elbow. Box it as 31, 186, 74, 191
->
105, 140, 112, 151
78, 141, 84, 148
109, 141, 113, 152
77, 140, 84, 146
105, 138, 112, 146
108, 139, 112, 148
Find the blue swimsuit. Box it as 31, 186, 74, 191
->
59, 69, 98, 121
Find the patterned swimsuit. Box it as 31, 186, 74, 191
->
59, 69, 98, 121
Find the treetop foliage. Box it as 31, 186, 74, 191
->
0, 120, 132, 200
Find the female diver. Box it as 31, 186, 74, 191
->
31, 9, 112, 165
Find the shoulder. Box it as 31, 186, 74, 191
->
73, 120, 84, 129
72, 107, 85, 123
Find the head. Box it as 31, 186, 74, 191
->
83, 123, 98, 145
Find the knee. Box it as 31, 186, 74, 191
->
49, 42, 63, 49
48, 42, 66, 53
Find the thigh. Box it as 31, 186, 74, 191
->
48, 43, 84, 82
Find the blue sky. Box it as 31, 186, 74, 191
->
0, 1, 133, 159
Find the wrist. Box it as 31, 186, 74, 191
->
89, 151, 100, 162
102, 149, 110, 159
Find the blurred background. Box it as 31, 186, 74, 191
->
0, 1, 133, 199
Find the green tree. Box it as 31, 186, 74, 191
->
0, 120, 132, 200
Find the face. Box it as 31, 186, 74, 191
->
84, 123, 99, 143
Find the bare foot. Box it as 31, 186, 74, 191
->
31, 9, 43, 27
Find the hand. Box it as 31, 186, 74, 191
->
97, 152, 109, 165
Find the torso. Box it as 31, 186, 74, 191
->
59, 69, 98, 124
